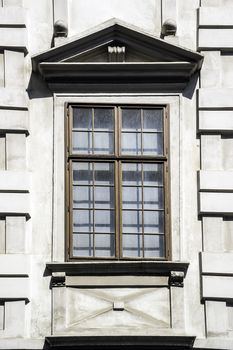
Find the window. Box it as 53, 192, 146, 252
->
66, 105, 170, 260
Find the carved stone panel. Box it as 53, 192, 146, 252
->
53, 287, 170, 335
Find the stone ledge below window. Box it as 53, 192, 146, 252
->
46, 261, 189, 288
44, 335, 196, 350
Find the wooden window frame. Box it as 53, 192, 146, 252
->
65, 104, 170, 261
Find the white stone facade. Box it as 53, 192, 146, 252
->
0, 1, 232, 350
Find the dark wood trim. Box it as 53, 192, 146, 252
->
66, 105, 169, 260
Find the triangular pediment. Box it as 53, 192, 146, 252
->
32, 19, 203, 93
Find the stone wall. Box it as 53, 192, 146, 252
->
0, 1, 232, 349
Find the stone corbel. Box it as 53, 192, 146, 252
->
51, 272, 65, 288
169, 271, 185, 287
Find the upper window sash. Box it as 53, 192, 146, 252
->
68, 106, 167, 159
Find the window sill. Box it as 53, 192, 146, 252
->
45, 335, 196, 350
46, 260, 189, 286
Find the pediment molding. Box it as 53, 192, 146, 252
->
32, 19, 203, 93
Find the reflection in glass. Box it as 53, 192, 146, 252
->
122, 234, 142, 257
94, 132, 114, 154
122, 132, 141, 155
122, 109, 141, 131
73, 210, 93, 233
143, 164, 163, 186
73, 163, 93, 185
73, 186, 93, 208
95, 234, 115, 257
73, 233, 93, 257
143, 109, 163, 131
122, 163, 141, 185
143, 211, 164, 234
73, 108, 92, 130
72, 131, 92, 154
143, 187, 164, 210
94, 108, 114, 130
122, 187, 142, 209
94, 210, 115, 233
143, 133, 163, 155
95, 163, 114, 185
95, 186, 114, 209
144, 235, 164, 257
122, 210, 142, 233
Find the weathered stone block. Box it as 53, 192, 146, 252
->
206, 301, 227, 336
201, 135, 222, 170
199, 170, 233, 191
6, 216, 26, 253
0, 109, 28, 132
200, 193, 233, 214
0, 193, 29, 216
199, 88, 233, 108
201, 252, 233, 275
199, 7, 233, 26
0, 171, 29, 192
0, 254, 29, 275
199, 29, 233, 49
4, 51, 24, 88
199, 111, 233, 132
202, 217, 224, 252
202, 276, 233, 299
6, 133, 26, 170
4, 301, 25, 337
0, 6, 25, 25
0, 278, 29, 299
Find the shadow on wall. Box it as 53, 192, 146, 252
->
27, 72, 52, 99
182, 72, 199, 100
26, 71, 199, 100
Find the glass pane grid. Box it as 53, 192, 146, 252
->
121, 108, 164, 156
69, 106, 167, 260
72, 161, 115, 258
122, 162, 165, 258
72, 107, 114, 155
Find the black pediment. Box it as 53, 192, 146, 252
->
32, 19, 203, 93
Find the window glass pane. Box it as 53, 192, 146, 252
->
122, 163, 142, 185
72, 131, 92, 154
122, 109, 141, 131
73, 233, 93, 257
122, 234, 142, 257
143, 163, 163, 186
73, 108, 92, 130
94, 108, 114, 131
73, 162, 93, 185
95, 163, 114, 185
143, 109, 163, 132
95, 234, 115, 257
122, 187, 142, 209
73, 210, 93, 232
144, 235, 164, 258
143, 187, 164, 210
122, 210, 142, 233
143, 133, 163, 155
94, 210, 115, 233
122, 132, 141, 155
143, 211, 164, 234
94, 132, 114, 154
95, 186, 114, 209
73, 186, 93, 209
